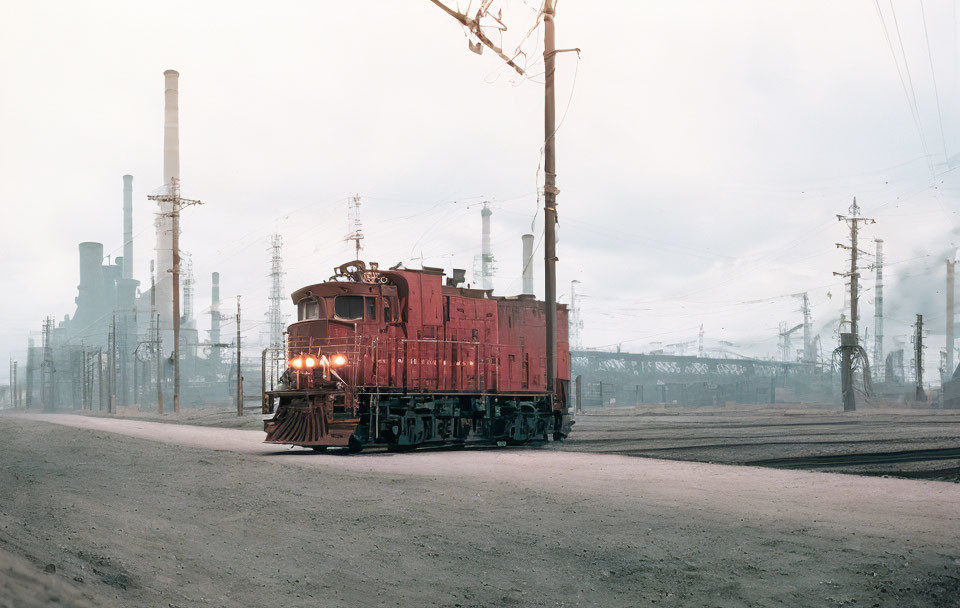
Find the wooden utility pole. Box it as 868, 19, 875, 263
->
12, 359, 18, 409
236, 296, 243, 417
428, 0, 577, 436
148, 177, 202, 415
915, 314, 926, 401
109, 314, 117, 413
97, 348, 104, 411
80, 344, 86, 409
947, 259, 955, 379
156, 314, 163, 415
543, 0, 558, 396
834, 197, 874, 412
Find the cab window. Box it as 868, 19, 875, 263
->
298, 298, 322, 321
334, 295, 364, 320
365, 297, 377, 321
384, 298, 394, 322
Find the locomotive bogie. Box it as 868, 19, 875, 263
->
264, 388, 563, 451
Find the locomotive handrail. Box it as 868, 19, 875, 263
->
285, 335, 507, 394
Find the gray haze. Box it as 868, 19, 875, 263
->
3, 1, 960, 377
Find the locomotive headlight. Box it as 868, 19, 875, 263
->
290, 357, 304, 369
304, 356, 317, 369
332, 354, 347, 367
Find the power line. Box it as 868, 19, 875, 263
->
874, 0, 933, 172
919, 0, 949, 162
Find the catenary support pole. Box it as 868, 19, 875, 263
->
947, 259, 955, 379
156, 314, 163, 415
236, 296, 243, 416
172, 207, 181, 414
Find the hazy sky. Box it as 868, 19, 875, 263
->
3, 0, 960, 377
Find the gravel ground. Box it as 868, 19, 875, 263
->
70, 404, 960, 480
1, 412, 958, 607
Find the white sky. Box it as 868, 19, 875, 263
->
2, 0, 960, 378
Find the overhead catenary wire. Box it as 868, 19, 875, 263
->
919, 0, 949, 163
873, 0, 934, 174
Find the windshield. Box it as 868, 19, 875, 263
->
334, 295, 364, 320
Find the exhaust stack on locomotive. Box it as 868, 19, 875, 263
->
263, 260, 573, 452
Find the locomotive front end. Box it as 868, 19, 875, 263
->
263, 261, 391, 451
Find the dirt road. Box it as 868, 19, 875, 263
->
2, 412, 959, 607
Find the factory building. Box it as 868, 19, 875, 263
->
15, 70, 234, 413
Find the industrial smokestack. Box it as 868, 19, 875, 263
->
874, 239, 884, 381
163, 70, 180, 188
948, 258, 955, 379
155, 69, 180, 337
521, 233, 534, 295
122, 175, 133, 280
481, 202, 493, 291
210, 272, 221, 349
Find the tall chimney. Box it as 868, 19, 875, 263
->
155, 69, 180, 338
210, 272, 221, 359
481, 202, 493, 291
948, 258, 955, 379
122, 175, 133, 279
163, 70, 180, 188
521, 233, 534, 295
874, 239, 884, 381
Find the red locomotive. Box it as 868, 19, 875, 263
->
263, 260, 573, 451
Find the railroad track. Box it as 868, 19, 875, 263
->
747, 447, 960, 469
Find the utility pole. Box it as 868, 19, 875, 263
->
236, 296, 243, 417
156, 314, 163, 414
914, 314, 926, 401
97, 348, 104, 411
12, 359, 18, 409
148, 176, 202, 414
834, 197, 875, 412
40, 317, 54, 412
80, 344, 86, 410
428, 0, 576, 433
543, 0, 559, 397
150, 261, 163, 414
947, 259, 955, 380
109, 314, 117, 413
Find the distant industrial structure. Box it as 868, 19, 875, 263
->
571, 350, 835, 409
5, 70, 253, 414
